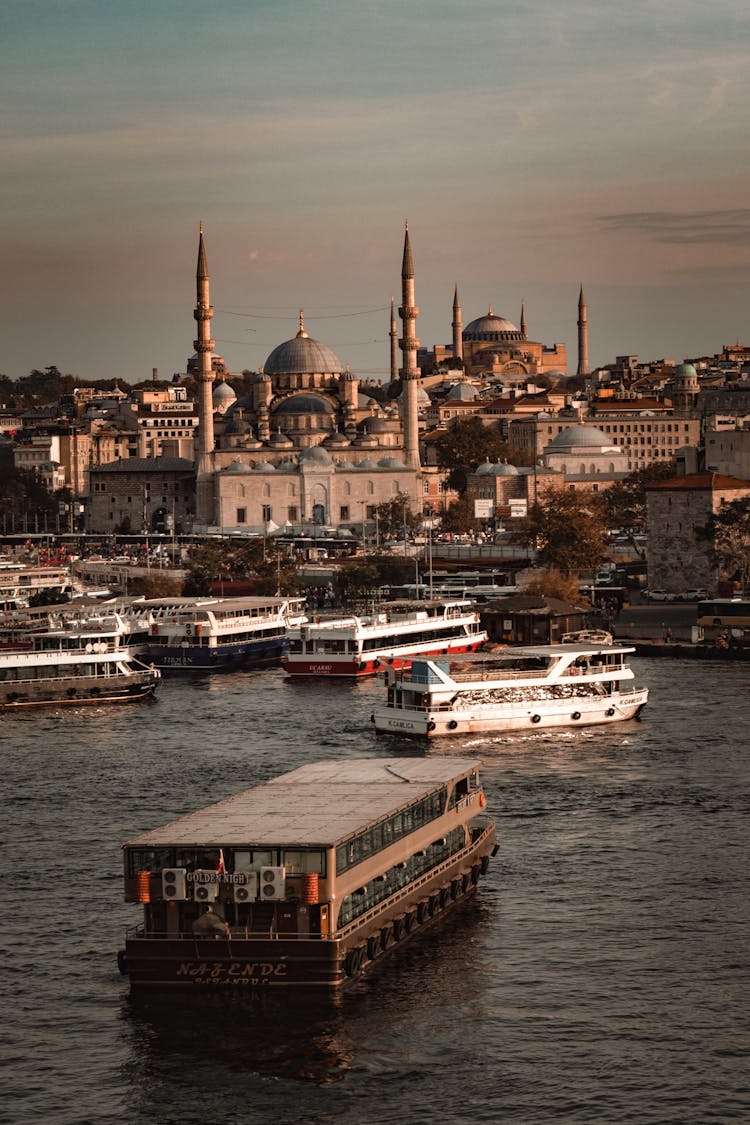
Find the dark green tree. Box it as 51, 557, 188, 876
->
374, 492, 420, 540
703, 496, 750, 591
510, 488, 609, 576
603, 461, 678, 529
433, 416, 531, 493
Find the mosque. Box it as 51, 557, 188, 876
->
191, 226, 422, 533
190, 226, 587, 534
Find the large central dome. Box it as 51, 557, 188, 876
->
264, 319, 342, 376
464, 307, 523, 343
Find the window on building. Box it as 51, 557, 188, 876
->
340, 505, 350, 521
237, 508, 246, 524
288, 506, 298, 522
262, 504, 272, 522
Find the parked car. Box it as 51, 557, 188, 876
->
677, 587, 708, 601
645, 588, 675, 602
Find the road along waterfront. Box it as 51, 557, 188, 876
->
3, 657, 748, 1124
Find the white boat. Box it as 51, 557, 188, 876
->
135, 596, 308, 671
282, 599, 488, 678
371, 642, 649, 737
0, 614, 160, 711
0, 564, 73, 610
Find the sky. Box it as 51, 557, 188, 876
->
2, 0, 749, 385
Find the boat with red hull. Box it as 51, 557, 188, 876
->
282, 598, 487, 678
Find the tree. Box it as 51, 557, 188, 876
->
704, 496, 750, 592
433, 416, 532, 493
374, 492, 420, 540
524, 568, 585, 603
603, 462, 678, 530
440, 496, 481, 535
510, 489, 609, 576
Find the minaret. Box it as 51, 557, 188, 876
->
398, 224, 421, 470
389, 297, 399, 384
452, 284, 463, 363
520, 302, 527, 341
577, 285, 589, 377
194, 224, 216, 525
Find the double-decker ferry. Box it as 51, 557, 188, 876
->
372, 642, 649, 738
282, 599, 487, 677
119, 757, 496, 989
0, 614, 160, 711
135, 596, 307, 671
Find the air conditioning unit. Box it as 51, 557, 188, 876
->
192, 870, 219, 902
161, 868, 188, 901
233, 871, 258, 903
259, 865, 286, 901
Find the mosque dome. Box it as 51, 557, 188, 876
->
546, 424, 617, 450
299, 445, 333, 466
445, 382, 478, 402
223, 416, 251, 437
475, 460, 519, 476
212, 380, 237, 407
268, 430, 295, 449
322, 430, 350, 448
274, 393, 334, 415
463, 308, 523, 343
252, 461, 277, 472
377, 456, 407, 470
264, 318, 342, 375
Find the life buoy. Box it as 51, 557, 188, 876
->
448, 720, 458, 730
531, 714, 541, 724
606, 707, 615, 717
571, 711, 581, 721
479, 792, 487, 808
426, 720, 436, 732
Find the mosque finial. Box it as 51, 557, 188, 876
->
297, 309, 308, 338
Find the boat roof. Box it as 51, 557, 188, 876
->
124, 757, 483, 850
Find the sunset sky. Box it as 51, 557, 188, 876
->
2, 0, 749, 384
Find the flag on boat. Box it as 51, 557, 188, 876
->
216, 849, 225, 874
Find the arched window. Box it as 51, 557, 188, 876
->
344, 481, 351, 496
580, 463, 586, 474
288, 483, 296, 497
392, 480, 400, 494
367, 480, 374, 496
263, 483, 271, 498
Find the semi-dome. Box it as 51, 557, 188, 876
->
546, 424, 616, 450
274, 393, 334, 415
463, 307, 523, 342
377, 456, 407, 469
264, 319, 342, 375
445, 382, 478, 401
251, 461, 277, 472
299, 444, 333, 466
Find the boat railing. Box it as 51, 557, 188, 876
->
124, 822, 496, 945
389, 681, 645, 713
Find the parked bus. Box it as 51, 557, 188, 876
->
696, 599, 750, 645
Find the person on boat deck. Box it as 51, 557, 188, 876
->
192, 905, 230, 939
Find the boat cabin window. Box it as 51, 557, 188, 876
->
336, 787, 448, 875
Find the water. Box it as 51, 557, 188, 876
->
2, 659, 749, 1124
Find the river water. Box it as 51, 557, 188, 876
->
2, 658, 749, 1124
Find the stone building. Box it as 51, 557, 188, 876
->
645, 472, 750, 595
87, 458, 195, 534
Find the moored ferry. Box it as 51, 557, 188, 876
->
372, 642, 649, 737
0, 614, 160, 711
119, 757, 496, 989
135, 596, 307, 671
282, 599, 487, 677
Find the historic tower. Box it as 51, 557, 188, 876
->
577, 285, 589, 377
399, 225, 421, 470
452, 284, 463, 362
194, 225, 216, 525
389, 296, 399, 384
520, 302, 527, 341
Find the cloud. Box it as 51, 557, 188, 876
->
596, 210, 750, 245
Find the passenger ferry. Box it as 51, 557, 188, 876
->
371, 642, 649, 737
135, 596, 308, 671
282, 599, 487, 677
0, 564, 73, 610
0, 614, 160, 711
119, 757, 496, 989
